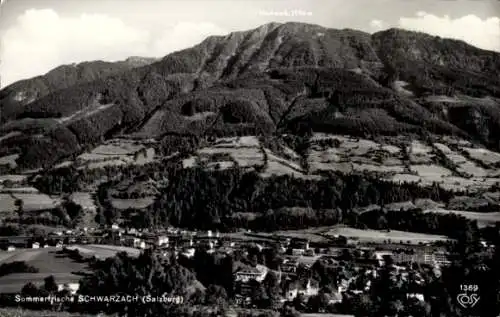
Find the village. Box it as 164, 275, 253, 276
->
0, 221, 463, 314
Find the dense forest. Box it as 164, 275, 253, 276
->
32, 156, 484, 238
88, 166, 456, 230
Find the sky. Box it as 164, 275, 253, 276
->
0, 0, 499, 87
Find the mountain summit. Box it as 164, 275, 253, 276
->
1, 22, 499, 169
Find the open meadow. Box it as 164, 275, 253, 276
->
0, 245, 141, 293
323, 226, 450, 244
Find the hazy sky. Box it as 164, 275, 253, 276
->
0, 0, 499, 87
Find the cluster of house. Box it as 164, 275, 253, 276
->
117, 226, 238, 258
373, 249, 451, 266
229, 237, 456, 308
0, 226, 113, 251
0, 221, 464, 313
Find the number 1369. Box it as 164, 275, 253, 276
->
460, 284, 479, 292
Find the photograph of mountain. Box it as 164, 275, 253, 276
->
0, 1, 499, 316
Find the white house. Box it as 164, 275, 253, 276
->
133, 238, 146, 249
407, 293, 425, 302
374, 251, 394, 266
127, 228, 138, 235
7, 245, 16, 252
32, 242, 40, 249
181, 248, 196, 258
291, 248, 305, 256
111, 223, 120, 231
235, 264, 269, 283
58, 283, 80, 295
157, 236, 169, 247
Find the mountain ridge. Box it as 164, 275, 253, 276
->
1, 22, 499, 170
0, 56, 158, 122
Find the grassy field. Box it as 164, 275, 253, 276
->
0, 247, 90, 294
410, 164, 453, 177
213, 136, 260, 148
0, 154, 19, 168
109, 197, 155, 210
69, 192, 96, 212
2, 187, 39, 194
323, 226, 450, 244
184, 136, 310, 174
10, 193, 60, 212
464, 147, 500, 165
0, 194, 16, 213
424, 208, 500, 228
457, 161, 488, 177
0, 175, 28, 183
229, 226, 332, 244
225, 224, 450, 246
0, 248, 89, 274
0, 244, 141, 294
0, 245, 139, 274
198, 147, 264, 167
308, 134, 406, 175
72, 139, 156, 170
65, 244, 140, 259
260, 149, 312, 179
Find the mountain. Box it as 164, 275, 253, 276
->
1, 22, 499, 170
0, 56, 158, 122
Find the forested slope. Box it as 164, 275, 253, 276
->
1, 22, 500, 169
